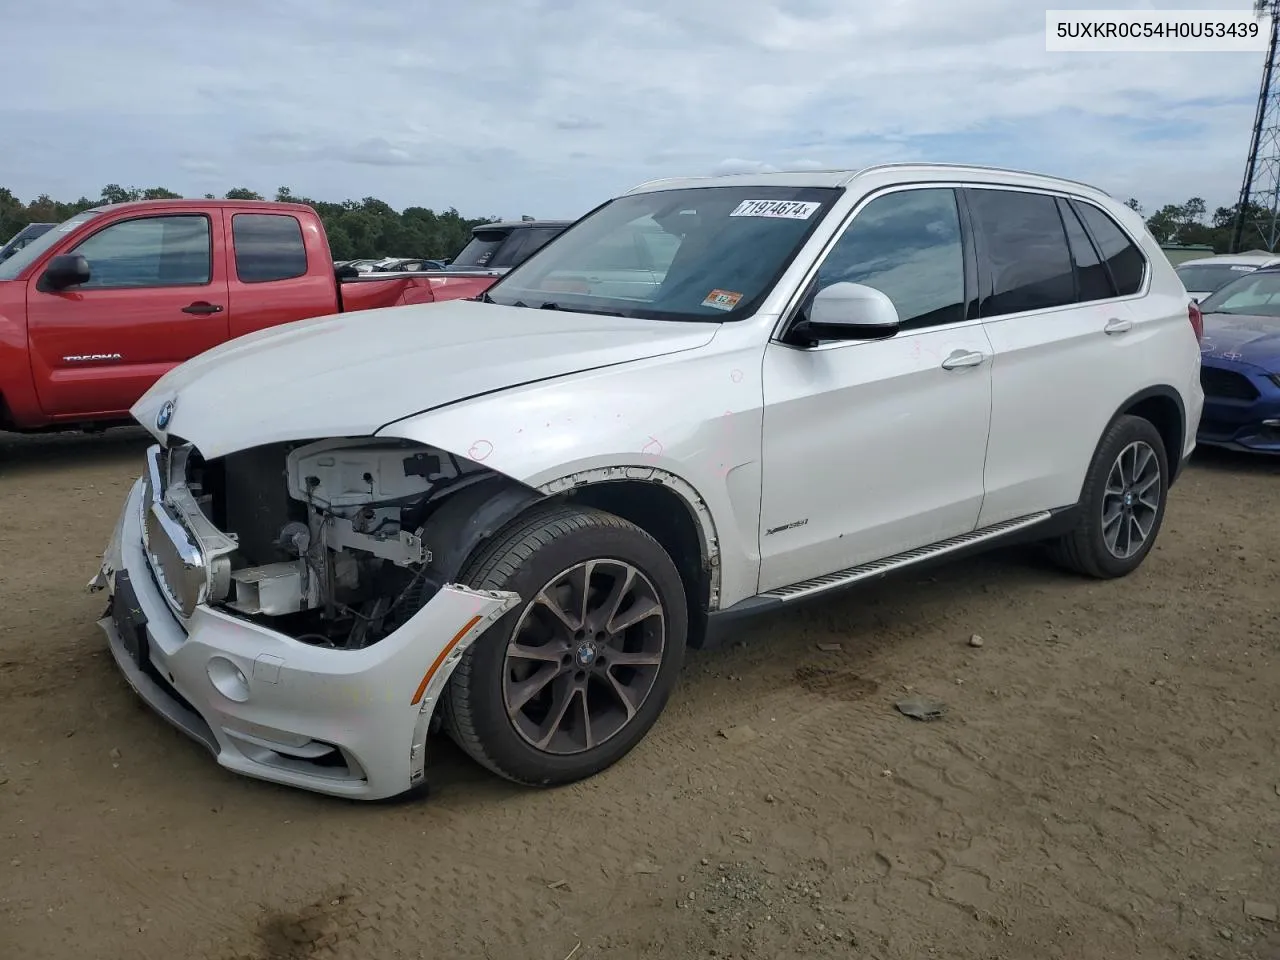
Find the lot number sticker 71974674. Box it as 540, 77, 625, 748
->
729, 199, 821, 219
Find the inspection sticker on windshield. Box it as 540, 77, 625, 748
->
729, 199, 821, 220
702, 289, 743, 311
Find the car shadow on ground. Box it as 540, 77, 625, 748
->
1190, 445, 1280, 476
0, 426, 152, 475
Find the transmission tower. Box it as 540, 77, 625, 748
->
1231, 0, 1280, 252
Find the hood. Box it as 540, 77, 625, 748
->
132, 298, 719, 459
1200, 313, 1280, 370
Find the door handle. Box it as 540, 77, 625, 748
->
1103, 317, 1132, 335
181, 301, 223, 315
940, 349, 984, 370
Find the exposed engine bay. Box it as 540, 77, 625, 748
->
177, 437, 527, 650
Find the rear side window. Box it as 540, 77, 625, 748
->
504, 226, 564, 266
1071, 201, 1146, 296
1057, 198, 1116, 302
967, 189, 1075, 318
232, 213, 307, 283
451, 229, 509, 268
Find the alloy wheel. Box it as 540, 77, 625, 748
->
1101, 440, 1162, 560
502, 559, 666, 755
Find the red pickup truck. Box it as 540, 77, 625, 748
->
0, 198, 501, 433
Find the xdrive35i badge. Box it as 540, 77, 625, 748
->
156, 400, 175, 430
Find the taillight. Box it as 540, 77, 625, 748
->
1188, 300, 1203, 342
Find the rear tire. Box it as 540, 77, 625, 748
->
1047, 414, 1169, 579
443, 502, 687, 786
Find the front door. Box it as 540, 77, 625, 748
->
757, 185, 994, 593
25, 211, 229, 418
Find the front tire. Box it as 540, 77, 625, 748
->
1048, 414, 1170, 579
443, 502, 688, 786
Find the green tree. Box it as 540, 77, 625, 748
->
3, 183, 497, 260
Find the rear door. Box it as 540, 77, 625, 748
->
969, 187, 1151, 525
25, 211, 229, 417
224, 210, 338, 338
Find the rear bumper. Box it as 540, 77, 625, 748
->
93, 478, 519, 800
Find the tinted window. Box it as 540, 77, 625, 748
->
499, 226, 564, 267
1073, 201, 1146, 296
232, 213, 307, 283
968, 189, 1074, 317
450, 229, 508, 268
1175, 263, 1251, 294
812, 187, 965, 330
71, 215, 210, 288
1058, 198, 1115, 301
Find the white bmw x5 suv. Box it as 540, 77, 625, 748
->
91, 163, 1204, 800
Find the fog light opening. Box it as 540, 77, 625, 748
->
207, 656, 251, 702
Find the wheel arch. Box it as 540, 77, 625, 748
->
552, 472, 719, 649
428, 464, 723, 649
1112, 384, 1187, 485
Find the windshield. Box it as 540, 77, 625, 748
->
1197, 270, 1280, 317
0, 212, 100, 280
1176, 262, 1257, 293
483, 185, 842, 321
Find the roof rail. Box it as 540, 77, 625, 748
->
847, 162, 1111, 196
626, 176, 707, 191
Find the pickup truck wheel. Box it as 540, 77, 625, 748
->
1047, 414, 1169, 579
443, 503, 687, 786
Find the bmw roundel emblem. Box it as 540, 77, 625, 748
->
156, 400, 175, 430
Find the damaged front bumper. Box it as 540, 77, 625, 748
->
91, 477, 519, 800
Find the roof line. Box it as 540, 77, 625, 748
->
843, 162, 1110, 195
628, 162, 1110, 197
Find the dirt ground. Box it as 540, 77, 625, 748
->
1, 428, 1278, 960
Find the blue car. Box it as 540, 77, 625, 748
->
1195, 265, 1280, 454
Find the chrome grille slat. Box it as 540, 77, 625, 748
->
760, 512, 1052, 602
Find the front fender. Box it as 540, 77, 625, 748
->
377, 345, 767, 608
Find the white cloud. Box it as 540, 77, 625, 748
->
0, 0, 1266, 219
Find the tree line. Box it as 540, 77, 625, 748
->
0, 185, 502, 262
4, 183, 1278, 260
1123, 197, 1277, 253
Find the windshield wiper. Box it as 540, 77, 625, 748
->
539, 301, 626, 317
503, 298, 625, 317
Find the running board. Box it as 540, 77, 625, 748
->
759, 512, 1053, 603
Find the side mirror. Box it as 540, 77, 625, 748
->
38, 254, 91, 292
793, 282, 900, 342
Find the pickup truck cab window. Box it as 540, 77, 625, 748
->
485, 185, 841, 321
231, 213, 308, 284
71, 214, 212, 288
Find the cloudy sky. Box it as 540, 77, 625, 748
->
1, 0, 1268, 220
